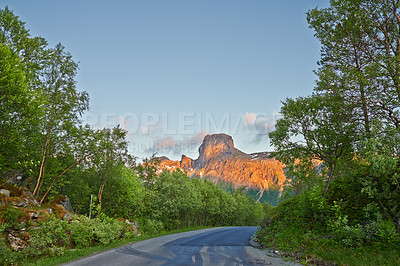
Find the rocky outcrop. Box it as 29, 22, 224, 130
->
7, 230, 29, 251
2, 170, 31, 187
180, 155, 194, 170
0, 183, 39, 207
158, 134, 286, 191
52, 195, 73, 213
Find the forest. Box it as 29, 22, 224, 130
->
0, 7, 266, 264
256, 0, 400, 265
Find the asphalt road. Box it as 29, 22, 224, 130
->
63, 227, 299, 266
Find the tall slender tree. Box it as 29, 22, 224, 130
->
307, 0, 400, 134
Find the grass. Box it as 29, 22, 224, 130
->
258, 231, 400, 266
23, 226, 211, 266
308, 244, 400, 266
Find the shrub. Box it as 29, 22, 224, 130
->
90, 217, 125, 245
0, 237, 25, 265
0, 206, 23, 231
26, 219, 69, 256
140, 219, 164, 235
24, 215, 129, 257
69, 217, 93, 248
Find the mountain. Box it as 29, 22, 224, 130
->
158, 134, 286, 198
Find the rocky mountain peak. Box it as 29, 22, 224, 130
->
197, 134, 235, 167
157, 133, 287, 195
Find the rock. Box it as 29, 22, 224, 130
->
3, 170, 29, 187
19, 188, 39, 206
180, 155, 194, 169
157, 133, 287, 192
29, 211, 39, 219
0, 189, 10, 197
197, 134, 236, 167
60, 196, 73, 213
52, 195, 73, 213
274, 250, 282, 256
29, 226, 40, 230
157, 156, 170, 162
7, 231, 28, 251
14, 201, 27, 207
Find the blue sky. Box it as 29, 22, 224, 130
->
3, 0, 330, 160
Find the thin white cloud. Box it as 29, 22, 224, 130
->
244, 112, 257, 126
184, 130, 209, 145
243, 113, 273, 144
146, 130, 210, 156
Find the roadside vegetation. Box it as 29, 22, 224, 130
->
0, 7, 266, 265
257, 1, 400, 265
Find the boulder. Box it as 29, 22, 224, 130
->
60, 196, 73, 213
20, 188, 39, 207
52, 195, 73, 213
13, 201, 27, 207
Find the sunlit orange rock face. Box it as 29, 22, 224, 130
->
158, 134, 286, 191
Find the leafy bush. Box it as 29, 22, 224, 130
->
26, 219, 69, 256
257, 172, 400, 251
90, 216, 125, 245
69, 217, 93, 248
0, 237, 25, 265
25, 215, 129, 257
140, 219, 164, 235
0, 206, 23, 231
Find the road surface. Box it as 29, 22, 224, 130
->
63, 227, 299, 266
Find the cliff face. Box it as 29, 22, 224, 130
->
158, 134, 286, 191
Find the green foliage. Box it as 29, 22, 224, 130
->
257, 172, 400, 264
0, 42, 42, 172
0, 206, 23, 231
152, 171, 203, 230
270, 94, 357, 194
261, 2, 400, 264
68, 219, 93, 248
26, 219, 70, 256
0, 237, 25, 266
100, 166, 145, 219
140, 219, 164, 235
25, 215, 129, 257
149, 170, 265, 230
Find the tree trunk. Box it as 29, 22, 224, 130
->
33, 96, 56, 196
323, 163, 335, 196
39, 159, 81, 204
97, 181, 106, 216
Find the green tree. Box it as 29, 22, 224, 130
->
0, 7, 47, 85
153, 170, 202, 230
270, 93, 357, 193
0, 7, 47, 173
85, 126, 134, 215
0, 7, 91, 201
0, 43, 43, 171
307, 0, 400, 134
33, 43, 89, 197
101, 166, 146, 219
